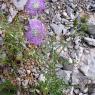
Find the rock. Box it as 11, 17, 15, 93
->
0, 37, 3, 46
8, 5, 18, 23
52, 13, 61, 23
18, 68, 26, 77
55, 64, 63, 71
66, 6, 75, 20
79, 93, 83, 95
88, 1, 95, 12
88, 24, 95, 37
71, 67, 80, 85
16, 77, 21, 86
84, 37, 95, 47
63, 64, 74, 71
22, 79, 29, 88
69, 58, 73, 63
56, 70, 72, 83
60, 50, 70, 59
44, 9, 49, 14
83, 87, 88, 93
0, 77, 5, 84
91, 93, 95, 95
26, 70, 31, 75
38, 74, 46, 82
69, 87, 74, 95
88, 84, 95, 95
1, 3, 6, 10
12, 0, 27, 10
79, 49, 95, 80
62, 11, 69, 18
74, 89, 80, 94
50, 23, 67, 36
52, 0, 57, 2
71, 67, 88, 85
88, 15, 95, 25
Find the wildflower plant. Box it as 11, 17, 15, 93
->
25, 0, 45, 16
25, 19, 46, 46
0, 0, 69, 94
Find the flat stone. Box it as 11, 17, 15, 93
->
66, 6, 75, 20
12, 0, 27, 10
56, 70, 72, 83
88, 24, 95, 37
50, 23, 67, 36
8, 5, 18, 23
71, 67, 88, 85
84, 37, 95, 47
79, 49, 95, 80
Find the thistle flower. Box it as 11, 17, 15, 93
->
25, 0, 45, 16
25, 19, 46, 46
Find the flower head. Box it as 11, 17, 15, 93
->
25, 0, 45, 16
25, 19, 46, 46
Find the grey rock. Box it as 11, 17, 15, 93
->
0, 77, 5, 84
91, 93, 95, 95
79, 49, 95, 80
55, 64, 63, 71
8, 6, 18, 23
62, 64, 74, 71
88, 24, 95, 36
84, 37, 95, 46
1, 3, 6, 10
74, 89, 80, 94
38, 74, 46, 82
22, 79, 29, 88
56, 70, 72, 83
83, 87, 88, 93
18, 68, 26, 77
88, 1, 95, 12
60, 50, 70, 59
0, 37, 3, 46
12, 0, 27, 10
51, 0, 57, 2
50, 23, 67, 36
88, 84, 95, 95
88, 16, 95, 25
79, 93, 83, 95
26, 70, 31, 75
66, 6, 75, 20
71, 67, 80, 85
71, 67, 88, 85
68, 87, 74, 95
52, 13, 61, 23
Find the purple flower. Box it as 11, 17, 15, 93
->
25, 19, 46, 46
25, 0, 45, 16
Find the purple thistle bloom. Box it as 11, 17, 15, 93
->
25, 19, 46, 46
25, 0, 45, 16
